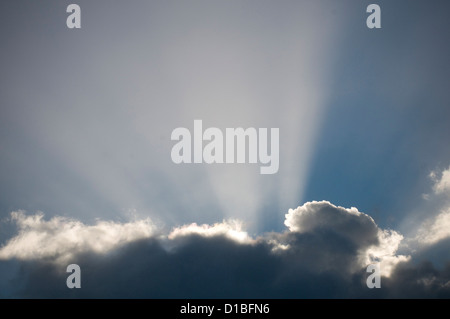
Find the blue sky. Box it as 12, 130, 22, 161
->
303, 1, 450, 231
0, 0, 450, 298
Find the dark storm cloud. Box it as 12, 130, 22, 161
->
4, 235, 365, 298
382, 261, 450, 298
1, 200, 448, 298
5, 230, 450, 298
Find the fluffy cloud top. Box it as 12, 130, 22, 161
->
285, 201, 408, 276
285, 201, 377, 245
0, 211, 155, 263
168, 220, 252, 244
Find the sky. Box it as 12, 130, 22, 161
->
0, 0, 450, 298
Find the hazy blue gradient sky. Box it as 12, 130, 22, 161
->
0, 0, 350, 231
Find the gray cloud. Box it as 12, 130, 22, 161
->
1, 200, 448, 298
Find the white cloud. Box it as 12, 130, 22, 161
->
413, 167, 450, 246
285, 200, 377, 247
363, 229, 410, 277
0, 213, 254, 264
416, 209, 450, 246
0, 211, 156, 263
168, 220, 253, 244
285, 201, 368, 233
431, 167, 450, 195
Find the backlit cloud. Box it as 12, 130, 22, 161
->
285, 201, 409, 276
0, 211, 155, 263
416, 209, 450, 246
168, 220, 253, 244
431, 166, 450, 195
1, 200, 435, 297
415, 167, 450, 246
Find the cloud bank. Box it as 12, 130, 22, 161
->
0, 212, 155, 263
1, 197, 449, 298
